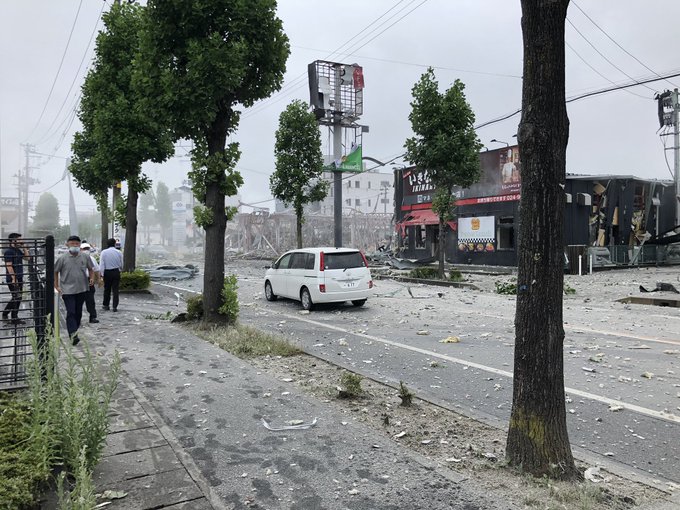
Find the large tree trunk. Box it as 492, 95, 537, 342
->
123, 187, 138, 272
506, 0, 577, 480
296, 209, 303, 249
438, 218, 446, 279
202, 116, 229, 324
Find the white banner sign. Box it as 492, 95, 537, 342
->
458, 216, 495, 243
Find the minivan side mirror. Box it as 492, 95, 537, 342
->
271, 261, 277, 269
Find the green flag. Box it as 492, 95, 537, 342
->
325, 144, 363, 173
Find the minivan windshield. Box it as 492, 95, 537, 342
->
324, 252, 365, 270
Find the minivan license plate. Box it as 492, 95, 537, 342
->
342, 281, 357, 288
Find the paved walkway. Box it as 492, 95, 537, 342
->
69, 289, 520, 510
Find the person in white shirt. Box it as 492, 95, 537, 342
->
99, 238, 124, 312
80, 243, 100, 323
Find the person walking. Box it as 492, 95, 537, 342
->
80, 243, 100, 324
99, 238, 123, 312
3, 233, 29, 325
54, 236, 94, 345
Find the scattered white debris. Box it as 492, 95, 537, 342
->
641, 372, 655, 379
261, 417, 317, 431
421, 439, 432, 445
582, 367, 596, 373
393, 431, 407, 439
584, 466, 607, 483
439, 336, 460, 344
608, 404, 624, 412
445, 457, 462, 463
416, 330, 430, 336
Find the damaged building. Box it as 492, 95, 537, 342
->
395, 145, 679, 268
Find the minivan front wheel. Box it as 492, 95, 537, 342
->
265, 281, 277, 301
300, 287, 314, 311
352, 299, 366, 307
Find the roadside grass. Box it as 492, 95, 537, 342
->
0, 392, 51, 509
0, 329, 120, 508
197, 323, 301, 358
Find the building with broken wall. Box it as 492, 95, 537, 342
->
395, 145, 678, 267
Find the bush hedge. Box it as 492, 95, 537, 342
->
409, 267, 439, 279
120, 269, 151, 291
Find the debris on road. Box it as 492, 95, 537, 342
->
416, 330, 430, 336
608, 404, 624, 412
261, 417, 318, 431
440, 336, 460, 343
641, 372, 655, 379
582, 367, 596, 373
584, 466, 608, 483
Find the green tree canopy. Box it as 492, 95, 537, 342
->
31, 192, 60, 235
270, 100, 327, 248
404, 68, 482, 277
70, 1, 173, 270
137, 0, 290, 323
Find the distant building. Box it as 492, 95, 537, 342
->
394, 146, 678, 267
274, 158, 395, 216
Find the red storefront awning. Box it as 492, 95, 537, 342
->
396, 209, 457, 235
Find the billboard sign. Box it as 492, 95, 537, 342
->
454, 145, 521, 200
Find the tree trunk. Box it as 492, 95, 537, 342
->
296, 208, 303, 249
101, 205, 109, 250
506, 0, 577, 480
438, 218, 446, 279
202, 117, 229, 325
123, 187, 138, 272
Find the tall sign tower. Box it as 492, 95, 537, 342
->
308, 60, 365, 247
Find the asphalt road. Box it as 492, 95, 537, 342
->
158, 260, 680, 489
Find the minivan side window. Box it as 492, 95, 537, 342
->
277, 254, 292, 269
305, 253, 315, 270
324, 252, 364, 270
290, 253, 307, 269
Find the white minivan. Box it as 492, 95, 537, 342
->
264, 247, 373, 310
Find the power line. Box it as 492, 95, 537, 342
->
566, 17, 657, 93
292, 45, 522, 80
243, 0, 429, 120
24, 0, 85, 142
475, 69, 680, 131
571, 0, 679, 89
566, 41, 648, 99
35, 0, 105, 146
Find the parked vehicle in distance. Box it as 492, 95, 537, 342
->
264, 247, 373, 311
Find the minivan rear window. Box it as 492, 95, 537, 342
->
324, 252, 365, 270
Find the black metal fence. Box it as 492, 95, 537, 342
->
0, 236, 54, 390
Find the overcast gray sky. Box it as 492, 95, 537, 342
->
1, 0, 679, 219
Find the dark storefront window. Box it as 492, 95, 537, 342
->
415, 225, 426, 248
497, 217, 515, 250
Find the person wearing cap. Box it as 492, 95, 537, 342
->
99, 237, 124, 312
80, 243, 100, 324
54, 235, 94, 346
3, 232, 29, 325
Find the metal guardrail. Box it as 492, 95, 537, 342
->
0, 236, 54, 391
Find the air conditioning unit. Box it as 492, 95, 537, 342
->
577, 193, 591, 206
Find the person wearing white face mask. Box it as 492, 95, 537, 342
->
54, 235, 94, 346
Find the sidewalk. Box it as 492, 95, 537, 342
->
76, 289, 518, 510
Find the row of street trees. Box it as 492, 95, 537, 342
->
68, 0, 577, 481
70, 0, 290, 320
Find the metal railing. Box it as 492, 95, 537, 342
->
0, 236, 54, 390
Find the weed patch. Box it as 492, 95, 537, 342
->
338, 372, 363, 398
409, 267, 439, 280
198, 324, 301, 358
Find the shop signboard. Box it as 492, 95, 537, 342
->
454, 145, 521, 200
457, 216, 495, 253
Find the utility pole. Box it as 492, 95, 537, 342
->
19, 143, 35, 235
333, 64, 343, 248
674, 88, 680, 227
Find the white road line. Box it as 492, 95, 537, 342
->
452, 308, 680, 346
277, 311, 680, 426
155, 281, 680, 424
